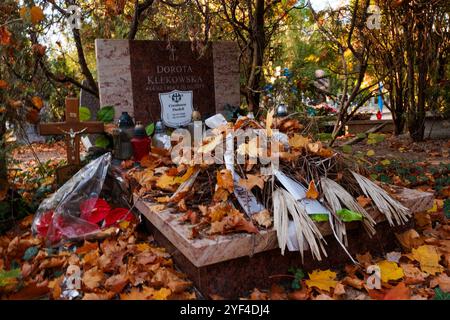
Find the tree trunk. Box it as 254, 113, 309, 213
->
246, 0, 265, 112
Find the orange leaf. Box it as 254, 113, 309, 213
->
0, 26, 12, 46
357, 196, 371, 208
239, 174, 265, 190
30, 6, 45, 24
31, 96, 43, 109
383, 282, 411, 300
306, 180, 319, 199
217, 169, 234, 193
82, 291, 115, 300
0, 79, 9, 89
76, 240, 98, 255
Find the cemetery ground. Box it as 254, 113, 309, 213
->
0, 135, 449, 300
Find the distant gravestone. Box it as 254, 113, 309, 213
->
79, 80, 101, 146
79, 80, 100, 120
19, 123, 45, 143
95, 40, 240, 125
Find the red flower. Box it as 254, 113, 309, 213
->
80, 198, 111, 224
104, 208, 133, 227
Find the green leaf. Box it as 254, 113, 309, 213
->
0, 268, 21, 287
342, 145, 352, 154
336, 209, 363, 222
97, 106, 115, 123
309, 214, 329, 222
146, 123, 155, 136
381, 159, 391, 166
317, 133, 332, 141
434, 287, 450, 300
79, 106, 91, 121
95, 135, 110, 148
368, 133, 385, 143
23, 246, 39, 261
444, 199, 450, 219
356, 133, 366, 139
288, 267, 305, 290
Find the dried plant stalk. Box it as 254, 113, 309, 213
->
351, 171, 411, 226
321, 177, 376, 235
273, 188, 327, 262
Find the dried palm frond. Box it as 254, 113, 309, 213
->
321, 177, 376, 236
327, 214, 358, 265
351, 171, 411, 226
273, 188, 327, 262
273, 188, 289, 255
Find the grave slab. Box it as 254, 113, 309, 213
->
134, 186, 433, 298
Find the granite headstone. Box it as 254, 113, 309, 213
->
95, 40, 240, 125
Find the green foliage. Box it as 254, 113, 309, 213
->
337, 209, 363, 222
310, 214, 329, 222
146, 123, 155, 136
367, 160, 450, 198
316, 133, 332, 142
444, 199, 450, 219
288, 267, 305, 290
23, 246, 39, 261
0, 268, 21, 287
342, 145, 352, 154
434, 287, 450, 300
95, 135, 111, 148
367, 133, 385, 145
79, 106, 91, 121
97, 106, 115, 123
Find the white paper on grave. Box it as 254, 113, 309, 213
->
274, 170, 330, 215
224, 132, 265, 217
274, 170, 329, 253
159, 90, 193, 128
81, 135, 93, 150
205, 113, 228, 129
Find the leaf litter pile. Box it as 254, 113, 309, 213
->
243, 202, 450, 300
0, 216, 196, 300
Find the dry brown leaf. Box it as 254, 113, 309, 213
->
400, 263, 428, 285
209, 210, 258, 235
269, 284, 288, 300
305, 180, 319, 200
82, 291, 116, 300
342, 276, 365, 290
151, 268, 191, 293
249, 288, 269, 300
252, 209, 272, 228
289, 134, 310, 149
7, 281, 49, 300
395, 229, 424, 251
430, 273, 450, 293
239, 174, 265, 191
82, 267, 105, 291
104, 274, 129, 293
217, 169, 234, 193
383, 282, 410, 300
334, 283, 346, 296
76, 241, 98, 255
357, 196, 371, 208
